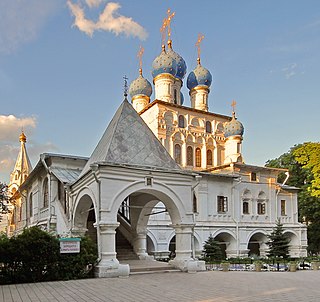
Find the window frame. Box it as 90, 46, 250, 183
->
217, 196, 228, 213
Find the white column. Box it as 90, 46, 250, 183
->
133, 231, 148, 259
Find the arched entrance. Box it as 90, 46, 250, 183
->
214, 232, 237, 258
247, 232, 268, 257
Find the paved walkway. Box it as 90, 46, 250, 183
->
1, 270, 319, 302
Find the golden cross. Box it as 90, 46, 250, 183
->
166, 8, 175, 39
196, 33, 204, 59
231, 100, 237, 112
137, 45, 144, 70
160, 17, 168, 45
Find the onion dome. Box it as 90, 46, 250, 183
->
19, 131, 27, 143
187, 58, 212, 90
152, 45, 177, 79
129, 69, 152, 98
167, 40, 187, 80
224, 112, 244, 138
180, 92, 184, 105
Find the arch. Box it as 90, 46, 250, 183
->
215, 122, 224, 134
206, 149, 213, 166
72, 186, 98, 228
187, 146, 193, 166
29, 192, 33, 218
173, 132, 183, 142
242, 189, 252, 199
212, 230, 237, 259
146, 232, 156, 253
257, 191, 267, 215
164, 111, 174, 125
195, 148, 201, 167
196, 136, 204, 145
247, 231, 268, 257
205, 121, 212, 133
190, 117, 202, 127
207, 137, 214, 146
42, 177, 49, 208
174, 144, 181, 164
283, 230, 299, 245
186, 134, 194, 143
110, 180, 190, 226
178, 115, 185, 128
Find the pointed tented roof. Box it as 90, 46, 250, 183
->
80, 99, 180, 177
9, 133, 32, 187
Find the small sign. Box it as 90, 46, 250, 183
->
59, 237, 81, 254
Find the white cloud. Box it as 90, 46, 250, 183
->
0, 115, 37, 141
281, 63, 298, 79
0, 0, 59, 54
86, 0, 103, 8
67, 0, 148, 40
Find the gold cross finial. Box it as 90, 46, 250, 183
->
196, 33, 204, 62
231, 100, 237, 112
166, 9, 175, 39
160, 17, 168, 45
137, 45, 144, 71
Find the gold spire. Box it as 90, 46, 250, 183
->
137, 45, 144, 74
231, 100, 237, 118
196, 33, 204, 65
160, 8, 175, 47
19, 131, 26, 143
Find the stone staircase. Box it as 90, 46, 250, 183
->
116, 230, 139, 261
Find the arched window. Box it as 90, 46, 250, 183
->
195, 148, 201, 167
257, 202, 266, 215
243, 201, 249, 214
207, 149, 213, 166
174, 144, 181, 164
29, 193, 33, 218
178, 115, 185, 128
187, 146, 193, 166
205, 121, 212, 133
174, 89, 177, 104
43, 178, 49, 208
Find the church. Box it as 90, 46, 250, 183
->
6, 10, 307, 278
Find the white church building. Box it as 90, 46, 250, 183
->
6, 13, 307, 278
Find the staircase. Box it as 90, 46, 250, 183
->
116, 230, 139, 261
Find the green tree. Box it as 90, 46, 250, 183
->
0, 182, 9, 223
203, 235, 224, 262
266, 142, 320, 254
267, 219, 290, 259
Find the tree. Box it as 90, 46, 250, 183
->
266, 142, 320, 254
0, 183, 9, 222
203, 235, 224, 262
267, 219, 290, 259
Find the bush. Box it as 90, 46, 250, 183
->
0, 227, 98, 284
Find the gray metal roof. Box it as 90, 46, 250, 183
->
50, 167, 82, 184
80, 99, 180, 177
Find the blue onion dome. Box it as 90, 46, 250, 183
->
180, 92, 184, 105
187, 58, 212, 90
224, 112, 244, 138
152, 45, 177, 79
167, 40, 187, 79
129, 69, 152, 98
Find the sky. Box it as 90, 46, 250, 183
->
1, 0, 320, 183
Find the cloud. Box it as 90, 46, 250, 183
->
0, 115, 37, 141
0, 0, 58, 54
281, 63, 297, 79
67, 0, 148, 40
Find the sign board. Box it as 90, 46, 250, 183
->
59, 237, 81, 254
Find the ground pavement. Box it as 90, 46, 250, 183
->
1, 270, 319, 302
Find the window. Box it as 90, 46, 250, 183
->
257, 202, 265, 215
243, 201, 249, 214
193, 193, 197, 213
205, 121, 212, 133
207, 149, 213, 166
187, 146, 193, 166
174, 144, 181, 164
178, 115, 185, 128
251, 172, 257, 181
43, 178, 49, 208
174, 89, 177, 104
196, 148, 201, 167
217, 196, 228, 213
29, 193, 33, 218
281, 200, 286, 216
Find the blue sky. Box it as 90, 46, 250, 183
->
1, 0, 320, 183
